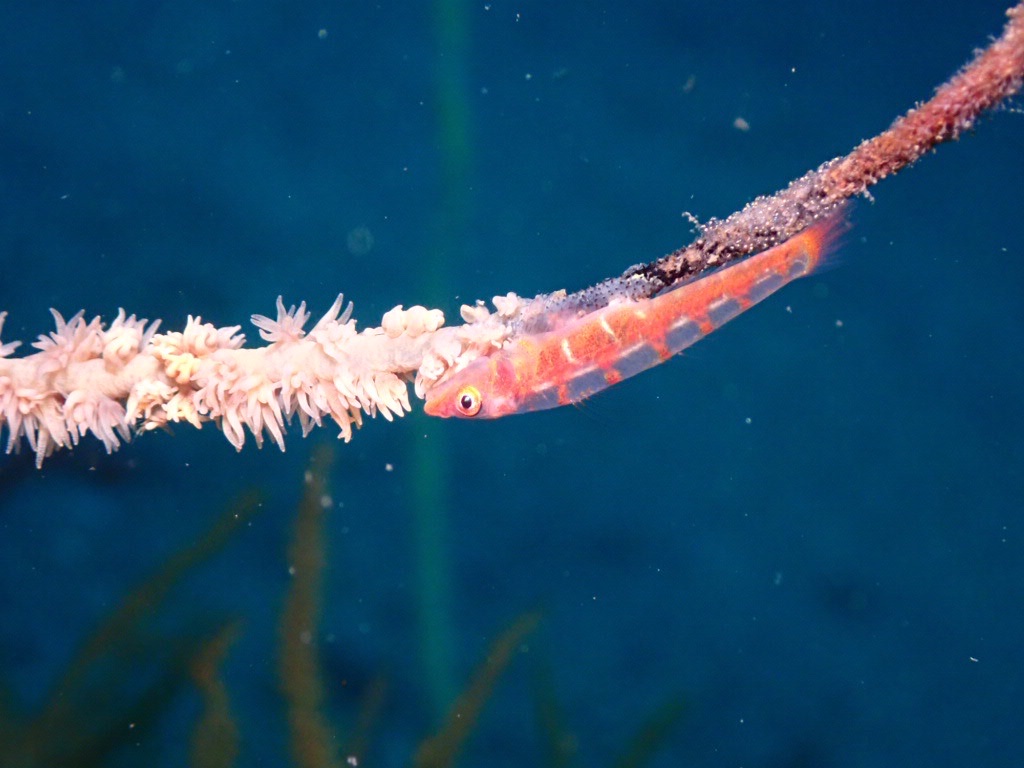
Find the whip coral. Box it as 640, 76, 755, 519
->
2, 3, 1022, 465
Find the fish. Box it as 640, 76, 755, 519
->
423, 215, 844, 419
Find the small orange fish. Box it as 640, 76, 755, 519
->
424, 216, 844, 419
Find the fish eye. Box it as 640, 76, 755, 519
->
456, 386, 482, 417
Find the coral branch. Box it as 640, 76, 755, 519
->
2, 4, 1022, 464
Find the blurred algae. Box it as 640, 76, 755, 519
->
277, 444, 345, 768
533, 662, 687, 768
274, 444, 400, 766
0, 487, 262, 768
274, 445, 543, 768
414, 611, 542, 768
609, 697, 687, 768
1, 449, 686, 767
260, 447, 681, 768
189, 620, 242, 768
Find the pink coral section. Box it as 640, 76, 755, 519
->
0, 310, 159, 465
0, 296, 514, 467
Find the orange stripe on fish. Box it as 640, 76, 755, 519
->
424, 215, 845, 419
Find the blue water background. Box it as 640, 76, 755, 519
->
2, 1, 1023, 766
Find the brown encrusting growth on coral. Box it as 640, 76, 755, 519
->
602, 2, 1024, 298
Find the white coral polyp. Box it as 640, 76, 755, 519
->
63, 389, 130, 452
251, 296, 311, 343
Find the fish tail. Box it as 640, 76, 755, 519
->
801, 207, 851, 273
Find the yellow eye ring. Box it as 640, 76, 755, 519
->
455, 385, 482, 417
